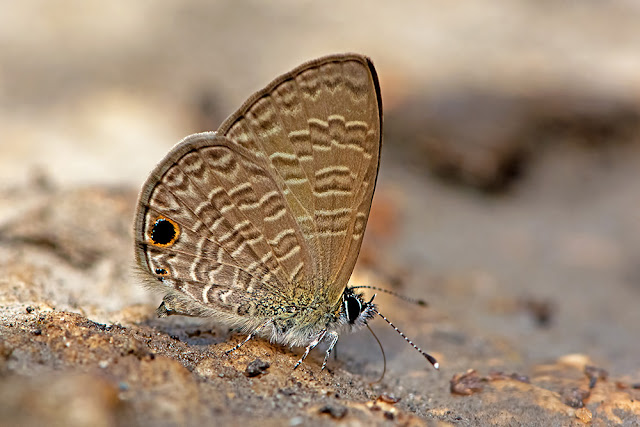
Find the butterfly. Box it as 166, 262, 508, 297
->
133, 53, 438, 371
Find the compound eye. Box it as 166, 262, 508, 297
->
345, 295, 362, 324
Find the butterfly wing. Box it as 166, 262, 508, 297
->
134, 54, 382, 325
217, 53, 382, 305
134, 133, 316, 325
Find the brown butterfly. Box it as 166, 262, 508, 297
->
133, 53, 438, 371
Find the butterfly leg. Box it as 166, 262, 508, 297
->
321, 331, 339, 371
293, 329, 327, 370
225, 318, 272, 355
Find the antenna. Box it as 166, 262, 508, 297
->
366, 324, 387, 383
351, 285, 427, 306
374, 309, 439, 369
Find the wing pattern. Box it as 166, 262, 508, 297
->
134, 54, 382, 322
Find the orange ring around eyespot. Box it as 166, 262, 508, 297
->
154, 267, 170, 276
148, 216, 180, 247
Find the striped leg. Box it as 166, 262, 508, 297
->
293, 329, 327, 369
225, 318, 273, 355
321, 331, 339, 370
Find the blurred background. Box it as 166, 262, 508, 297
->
1, 1, 640, 424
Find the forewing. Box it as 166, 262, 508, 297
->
217, 54, 382, 304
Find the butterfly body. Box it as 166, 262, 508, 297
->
134, 54, 382, 368
151, 261, 377, 349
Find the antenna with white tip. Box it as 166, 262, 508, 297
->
351, 285, 428, 306
374, 309, 439, 369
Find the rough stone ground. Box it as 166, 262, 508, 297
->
1, 2, 640, 426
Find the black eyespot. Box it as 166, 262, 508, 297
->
155, 268, 167, 275
345, 295, 362, 324
150, 217, 179, 246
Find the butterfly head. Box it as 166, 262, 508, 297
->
340, 288, 377, 330
339, 286, 440, 370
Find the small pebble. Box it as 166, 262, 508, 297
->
318, 404, 347, 419
245, 359, 270, 377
